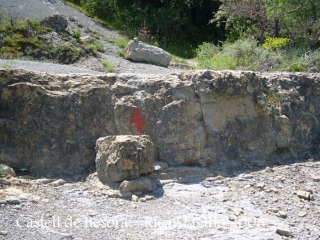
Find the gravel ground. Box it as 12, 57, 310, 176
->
0, 59, 102, 74
0, 0, 182, 74
0, 160, 319, 240
0, 0, 121, 39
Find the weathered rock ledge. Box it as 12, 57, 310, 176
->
0, 69, 319, 176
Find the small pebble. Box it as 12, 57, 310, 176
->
298, 211, 307, 217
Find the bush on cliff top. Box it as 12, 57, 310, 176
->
196, 39, 319, 72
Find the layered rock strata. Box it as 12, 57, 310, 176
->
0, 69, 319, 176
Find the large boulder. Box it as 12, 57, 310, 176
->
119, 177, 155, 193
40, 15, 68, 32
95, 135, 155, 183
124, 39, 172, 67
0, 165, 16, 177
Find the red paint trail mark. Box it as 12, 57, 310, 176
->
131, 107, 146, 134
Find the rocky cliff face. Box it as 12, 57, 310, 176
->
0, 69, 319, 176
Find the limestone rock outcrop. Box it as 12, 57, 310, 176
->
0, 69, 319, 176
95, 135, 155, 182
124, 39, 172, 67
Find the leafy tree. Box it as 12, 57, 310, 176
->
68, 0, 220, 50
264, 0, 320, 48
213, 0, 320, 48
212, 0, 269, 42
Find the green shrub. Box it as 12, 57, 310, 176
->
263, 37, 290, 50
197, 53, 237, 70
0, 14, 54, 59
165, 44, 196, 59
117, 50, 124, 57
87, 41, 104, 52
79, 0, 118, 23
7, 19, 27, 33
3, 35, 16, 47
54, 45, 81, 64
2, 34, 25, 54
172, 55, 188, 65
307, 49, 320, 72
90, 32, 102, 40
72, 29, 81, 40
285, 45, 308, 60
102, 59, 113, 72
111, 38, 128, 49
26, 19, 41, 32
196, 42, 220, 59
222, 39, 263, 69
196, 39, 282, 71
288, 63, 308, 72
0, 164, 4, 171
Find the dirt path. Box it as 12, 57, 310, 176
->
0, 59, 102, 74
1, 160, 320, 239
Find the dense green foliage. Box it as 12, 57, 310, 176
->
67, 0, 220, 56
264, 0, 320, 48
102, 59, 113, 72
213, 0, 320, 48
197, 39, 282, 70
207, 0, 320, 71
0, 14, 49, 59
196, 39, 319, 72
66, 0, 319, 72
87, 41, 105, 52
67, 0, 319, 50
262, 37, 290, 50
